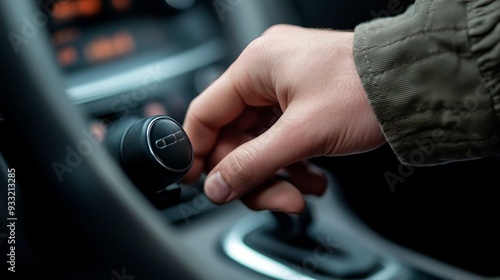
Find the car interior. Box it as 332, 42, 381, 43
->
1, 1, 499, 279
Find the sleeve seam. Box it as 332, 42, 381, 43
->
396, 133, 499, 148
360, 29, 379, 96
379, 106, 491, 124
369, 50, 470, 78
353, 27, 467, 54
423, 0, 435, 30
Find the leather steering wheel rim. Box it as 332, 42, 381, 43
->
0, 2, 211, 279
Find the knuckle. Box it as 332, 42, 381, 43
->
240, 36, 282, 75
262, 24, 292, 36
226, 147, 258, 188
185, 96, 201, 118
244, 36, 275, 58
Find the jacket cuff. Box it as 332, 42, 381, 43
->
353, 0, 500, 165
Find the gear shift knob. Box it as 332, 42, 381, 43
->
106, 115, 193, 208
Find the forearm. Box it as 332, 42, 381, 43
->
353, 0, 500, 165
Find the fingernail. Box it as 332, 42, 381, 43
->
205, 172, 231, 203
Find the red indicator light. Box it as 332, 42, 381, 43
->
52, 0, 102, 21
111, 0, 132, 12
57, 46, 78, 66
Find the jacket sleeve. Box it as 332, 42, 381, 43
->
353, 0, 500, 165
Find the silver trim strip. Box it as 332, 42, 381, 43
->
66, 39, 226, 104
222, 212, 409, 280
145, 116, 192, 173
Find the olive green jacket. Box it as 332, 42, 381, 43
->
353, 0, 500, 165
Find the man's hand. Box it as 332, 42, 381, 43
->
183, 24, 385, 213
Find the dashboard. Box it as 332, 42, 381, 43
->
49, 0, 177, 71
46, 0, 228, 122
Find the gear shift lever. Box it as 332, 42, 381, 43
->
105, 115, 193, 209
241, 201, 381, 279
271, 205, 312, 241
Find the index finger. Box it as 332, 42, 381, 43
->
182, 51, 276, 182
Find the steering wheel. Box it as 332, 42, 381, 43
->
0, 2, 214, 279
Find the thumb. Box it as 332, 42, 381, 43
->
203, 110, 314, 204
